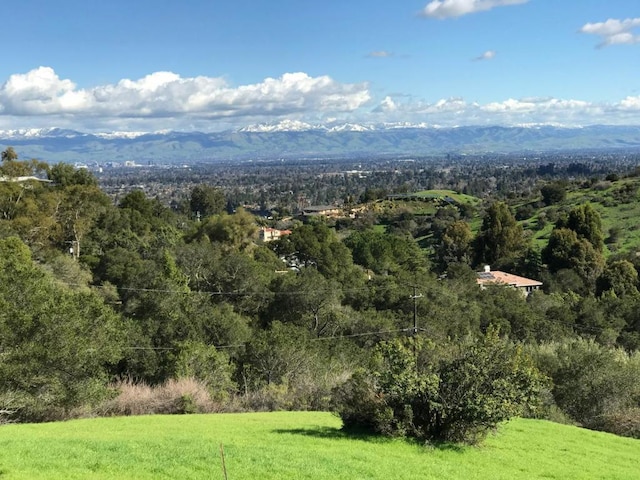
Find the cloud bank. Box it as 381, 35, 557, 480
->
580, 18, 640, 48
420, 0, 528, 19
2, 67, 640, 131
0, 67, 370, 130
372, 95, 640, 127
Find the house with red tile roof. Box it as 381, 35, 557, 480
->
476, 265, 542, 296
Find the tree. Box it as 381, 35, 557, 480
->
48, 163, 97, 187
345, 229, 429, 275
276, 222, 356, 282
190, 184, 225, 218
540, 182, 566, 206
596, 260, 639, 298
543, 228, 580, 272
517, 246, 543, 280
0, 237, 124, 421
208, 252, 274, 316
565, 204, 604, 253
173, 341, 236, 399
345, 229, 394, 273
191, 208, 257, 252
543, 228, 604, 292
479, 285, 546, 341
242, 321, 314, 387
437, 220, 473, 270
56, 184, 111, 260
474, 201, 526, 266
266, 268, 344, 336
0, 147, 48, 178
435, 332, 546, 443
1, 147, 18, 163
118, 190, 157, 218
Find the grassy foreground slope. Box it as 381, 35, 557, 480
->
0, 412, 638, 479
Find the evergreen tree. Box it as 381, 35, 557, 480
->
189, 184, 226, 218
565, 203, 604, 252
474, 201, 526, 266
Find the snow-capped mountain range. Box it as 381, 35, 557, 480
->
1, 124, 640, 164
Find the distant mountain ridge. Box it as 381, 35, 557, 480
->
1, 124, 640, 164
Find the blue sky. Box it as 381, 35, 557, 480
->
2, 0, 640, 132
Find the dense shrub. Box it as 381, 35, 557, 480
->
588, 408, 640, 439
530, 339, 640, 430
98, 378, 217, 416
173, 341, 236, 400
331, 370, 395, 433
332, 332, 547, 444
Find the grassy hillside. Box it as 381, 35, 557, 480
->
413, 189, 481, 206
522, 176, 640, 255
0, 412, 638, 479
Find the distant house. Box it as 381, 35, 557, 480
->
259, 227, 292, 242
300, 205, 342, 218
476, 265, 542, 296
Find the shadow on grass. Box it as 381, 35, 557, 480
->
272, 426, 466, 452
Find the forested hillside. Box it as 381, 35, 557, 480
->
1, 147, 640, 443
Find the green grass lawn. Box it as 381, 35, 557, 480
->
0, 412, 638, 479
413, 189, 481, 205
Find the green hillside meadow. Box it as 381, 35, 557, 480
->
0, 412, 638, 479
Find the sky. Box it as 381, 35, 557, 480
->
1, 0, 640, 132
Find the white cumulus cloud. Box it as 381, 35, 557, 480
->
473, 50, 496, 61
0, 67, 371, 130
620, 96, 640, 110
580, 18, 640, 48
377, 96, 398, 112
420, 0, 529, 19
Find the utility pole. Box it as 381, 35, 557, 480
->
409, 285, 423, 366
410, 285, 423, 335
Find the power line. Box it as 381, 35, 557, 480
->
118, 327, 414, 351
310, 328, 412, 341
62, 282, 390, 298
61, 283, 629, 338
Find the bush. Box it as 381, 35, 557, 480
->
173, 341, 236, 401
239, 380, 337, 413
531, 339, 640, 429
98, 378, 217, 416
331, 370, 394, 433
332, 331, 547, 444
588, 408, 640, 439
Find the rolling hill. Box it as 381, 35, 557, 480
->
1, 124, 640, 164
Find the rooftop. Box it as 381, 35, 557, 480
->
476, 267, 543, 289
